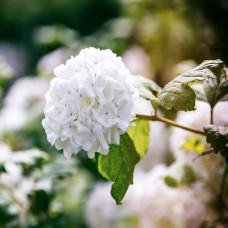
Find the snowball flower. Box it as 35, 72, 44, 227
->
42, 47, 138, 158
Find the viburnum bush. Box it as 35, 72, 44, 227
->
43, 47, 228, 204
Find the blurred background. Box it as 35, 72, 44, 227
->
0, 0, 228, 227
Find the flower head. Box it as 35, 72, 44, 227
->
42, 47, 138, 158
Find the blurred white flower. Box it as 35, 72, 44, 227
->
33, 24, 78, 47
123, 46, 154, 79
170, 101, 209, 161
85, 165, 209, 228
133, 96, 154, 116
172, 60, 197, 77
170, 100, 228, 160
0, 144, 34, 210
0, 55, 15, 79
170, 100, 228, 178
37, 48, 69, 79
129, 92, 168, 172
0, 143, 50, 211
0, 43, 28, 76
42, 47, 138, 158
137, 121, 168, 172
0, 77, 49, 132
85, 181, 137, 228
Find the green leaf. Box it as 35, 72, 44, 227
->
164, 176, 178, 188
204, 125, 228, 159
133, 75, 162, 101
194, 75, 228, 109
158, 59, 226, 111
0, 164, 6, 173
0, 206, 17, 226
127, 120, 150, 159
181, 165, 201, 185
98, 133, 140, 204
164, 163, 201, 188
181, 137, 205, 154
29, 190, 53, 215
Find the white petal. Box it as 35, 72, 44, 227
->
42, 47, 137, 159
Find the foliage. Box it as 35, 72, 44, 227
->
181, 137, 205, 154
204, 125, 228, 161
0, 1, 228, 227
164, 164, 201, 188
98, 133, 140, 204
158, 59, 225, 111
127, 120, 150, 159
133, 75, 161, 102
95, 59, 227, 203
194, 75, 228, 109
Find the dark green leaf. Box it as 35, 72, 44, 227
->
29, 190, 54, 215
98, 133, 140, 204
0, 164, 6, 173
158, 59, 226, 111
133, 75, 162, 101
204, 125, 228, 159
194, 75, 228, 108
127, 120, 150, 158
0, 206, 17, 225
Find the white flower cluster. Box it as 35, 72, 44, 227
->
0, 77, 49, 132
0, 143, 49, 212
42, 47, 138, 158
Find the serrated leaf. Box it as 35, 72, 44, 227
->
204, 125, 228, 159
98, 133, 140, 204
194, 75, 228, 108
133, 75, 162, 101
127, 120, 150, 158
181, 137, 205, 154
158, 59, 225, 111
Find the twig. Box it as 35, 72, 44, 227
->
192, 149, 214, 162
136, 114, 205, 136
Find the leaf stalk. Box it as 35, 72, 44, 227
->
210, 107, 214, 124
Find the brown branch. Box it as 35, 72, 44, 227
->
192, 149, 214, 162
136, 114, 205, 136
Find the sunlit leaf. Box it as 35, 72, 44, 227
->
158, 59, 226, 111
181, 137, 205, 154
98, 133, 140, 204
127, 120, 150, 158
